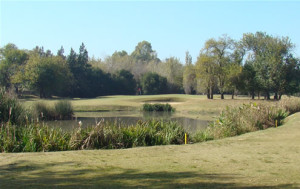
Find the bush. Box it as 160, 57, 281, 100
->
54, 100, 74, 120
192, 102, 293, 142
143, 103, 175, 112
140, 72, 168, 95
34, 100, 73, 120
0, 88, 27, 125
34, 102, 56, 120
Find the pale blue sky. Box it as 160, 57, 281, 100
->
1, 1, 300, 63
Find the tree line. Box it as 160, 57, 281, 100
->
0, 31, 299, 99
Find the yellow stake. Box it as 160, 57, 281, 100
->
185, 133, 187, 144
276, 120, 278, 128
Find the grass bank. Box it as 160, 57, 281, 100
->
1, 112, 300, 188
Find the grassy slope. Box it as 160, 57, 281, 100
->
1, 112, 300, 188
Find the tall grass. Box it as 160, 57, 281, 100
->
34, 100, 73, 120
192, 100, 300, 142
0, 120, 185, 152
0, 88, 27, 125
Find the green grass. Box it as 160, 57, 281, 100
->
1, 112, 300, 188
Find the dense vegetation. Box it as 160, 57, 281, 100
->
0, 120, 185, 152
143, 103, 175, 112
1, 32, 299, 99
193, 99, 300, 142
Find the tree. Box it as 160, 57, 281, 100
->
159, 57, 183, 93
24, 52, 72, 98
195, 53, 217, 99
0, 44, 28, 92
57, 46, 65, 59
141, 72, 167, 95
114, 70, 137, 95
66, 43, 92, 97
183, 51, 196, 94
242, 32, 295, 99
131, 41, 157, 63
203, 35, 234, 99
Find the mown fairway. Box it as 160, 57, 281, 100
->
1, 110, 299, 188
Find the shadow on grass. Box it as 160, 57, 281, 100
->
0, 160, 296, 189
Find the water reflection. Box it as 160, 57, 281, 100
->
46, 111, 209, 133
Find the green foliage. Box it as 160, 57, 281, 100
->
24, 53, 72, 98
196, 35, 234, 99
0, 88, 26, 125
0, 44, 28, 89
114, 70, 137, 95
0, 124, 70, 152
192, 101, 299, 142
142, 103, 175, 112
183, 62, 196, 94
0, 120, 185, 152
131, 41, 157, 62
141, 72, 167, 95
54, 100, 74, 120
34, 100, 73, 120
158, 57, 184, 93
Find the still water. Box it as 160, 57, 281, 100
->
46, 111, 209, 133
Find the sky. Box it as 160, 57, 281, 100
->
1, 0, 300, 63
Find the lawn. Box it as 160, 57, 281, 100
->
1, 112, 299, 188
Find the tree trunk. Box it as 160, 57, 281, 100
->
232, 91, 234, 99
210, 87, 213, 99
221, 93, 224, 99
207, 88, 210, 99
266, 92, 270, 100
274, 92, 278, 100
251, 91, 255, 100
279, 94, 282, 100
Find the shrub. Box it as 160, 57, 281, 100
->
143, 103, 175, 112
34, 102, 56, 120
34, 100, 73, 120
192, 102, 291, 142
0, 88, 26, 125
54, 100, 73, 120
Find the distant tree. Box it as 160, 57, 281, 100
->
131, 41, 158, 63
202, 35, 234, 99
195, 53, 217, 99
0, 44, 28, 92
159, 57, 183, 93
114, 70, 137, 95
66, 43, 93, 97
183, 51, 196, 94
242, 32, 295, 99
57, 46, 65, 59
141, 72, 167, 95
24, 52, 72, 98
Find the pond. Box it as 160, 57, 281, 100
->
45, 111, 210, 133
